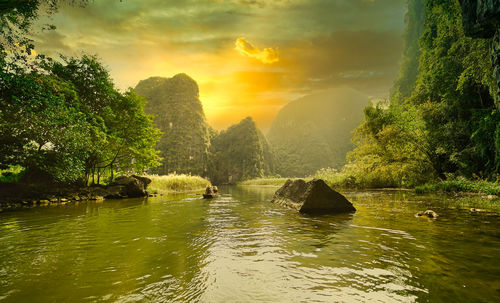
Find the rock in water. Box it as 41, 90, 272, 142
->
271, 179, 356, 214
107, 175, 151, 198
415, 210, 439, 219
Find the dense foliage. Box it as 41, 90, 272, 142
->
0, 54, 161, 184
209, 117, 274, 184
0, 0, 161, 185
135, 74, 211, 176
267, 87, 367, 177
341, 0, 499, 187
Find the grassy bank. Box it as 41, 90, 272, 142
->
415, 179, 500, 196
0, 166, 24, 183
436, 196, 500, 210
145, 174, 210, 194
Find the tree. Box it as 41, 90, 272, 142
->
48, 55, 162, 183
0, 54, 161, 184
0, 57, 93, 182
345, 0, 499, 187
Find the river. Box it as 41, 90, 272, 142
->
0, 186, 499, 302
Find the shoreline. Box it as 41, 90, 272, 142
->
0, 173, 211, 212
0, 187, 208, 212
237, 182, 500, 211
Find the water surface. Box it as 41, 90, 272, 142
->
0, 186, 499, 302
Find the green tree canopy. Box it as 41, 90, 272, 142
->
0, 54, 161, 184
344, 0, 499, 187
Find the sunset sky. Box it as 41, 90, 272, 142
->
34, 0, 406, 131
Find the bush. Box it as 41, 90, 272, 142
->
145, 174, 210, 194
0, 166, 25, 183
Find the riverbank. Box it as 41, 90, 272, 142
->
241, 174, 500, 195
0, 174, 211, 212
239, 176, 500, 211
415, 179, 500, 196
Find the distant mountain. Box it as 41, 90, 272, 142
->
267, 87, 368, 177
209, 117, 274, 184
135, 74, 210, 176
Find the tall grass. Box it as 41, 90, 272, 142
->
415, 178, 500, 195
145, 174, 211, 194
434, 196, 500, 210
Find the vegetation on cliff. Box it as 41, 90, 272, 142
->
321, 0, 500, 189
135, 75, 211, 177
209, 117, 274, 184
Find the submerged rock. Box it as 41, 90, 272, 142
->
415, 210, 439, 219
271, 179, 356, 214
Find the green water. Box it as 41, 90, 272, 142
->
0, 186, 499, 302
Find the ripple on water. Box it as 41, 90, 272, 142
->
0, 188, 499, 302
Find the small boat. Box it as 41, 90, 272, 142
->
203, 193, 217, 199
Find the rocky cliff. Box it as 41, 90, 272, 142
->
459, 0, 500, 105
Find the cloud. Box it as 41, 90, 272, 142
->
234, 37, 279, 64
31, 0, 407, 130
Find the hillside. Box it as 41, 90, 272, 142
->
135, 74, 210, 176
267, 87, 368, 177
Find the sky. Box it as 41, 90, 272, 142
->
34, 0, 407, 131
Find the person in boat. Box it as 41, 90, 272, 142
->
205, 185, 214, 195
212, 186, 218, 193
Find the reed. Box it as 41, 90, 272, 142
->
145, 174, 211, 194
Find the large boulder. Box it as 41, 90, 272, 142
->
106, 175, 151, 198
271, 179, 356, 214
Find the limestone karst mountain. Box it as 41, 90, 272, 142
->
267, 87, 368, 177
135, 74, 210, 176
209, 117, 274, 184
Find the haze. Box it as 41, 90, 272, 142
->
33, 0, 406, 130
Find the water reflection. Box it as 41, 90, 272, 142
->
0, 187, 499, 302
